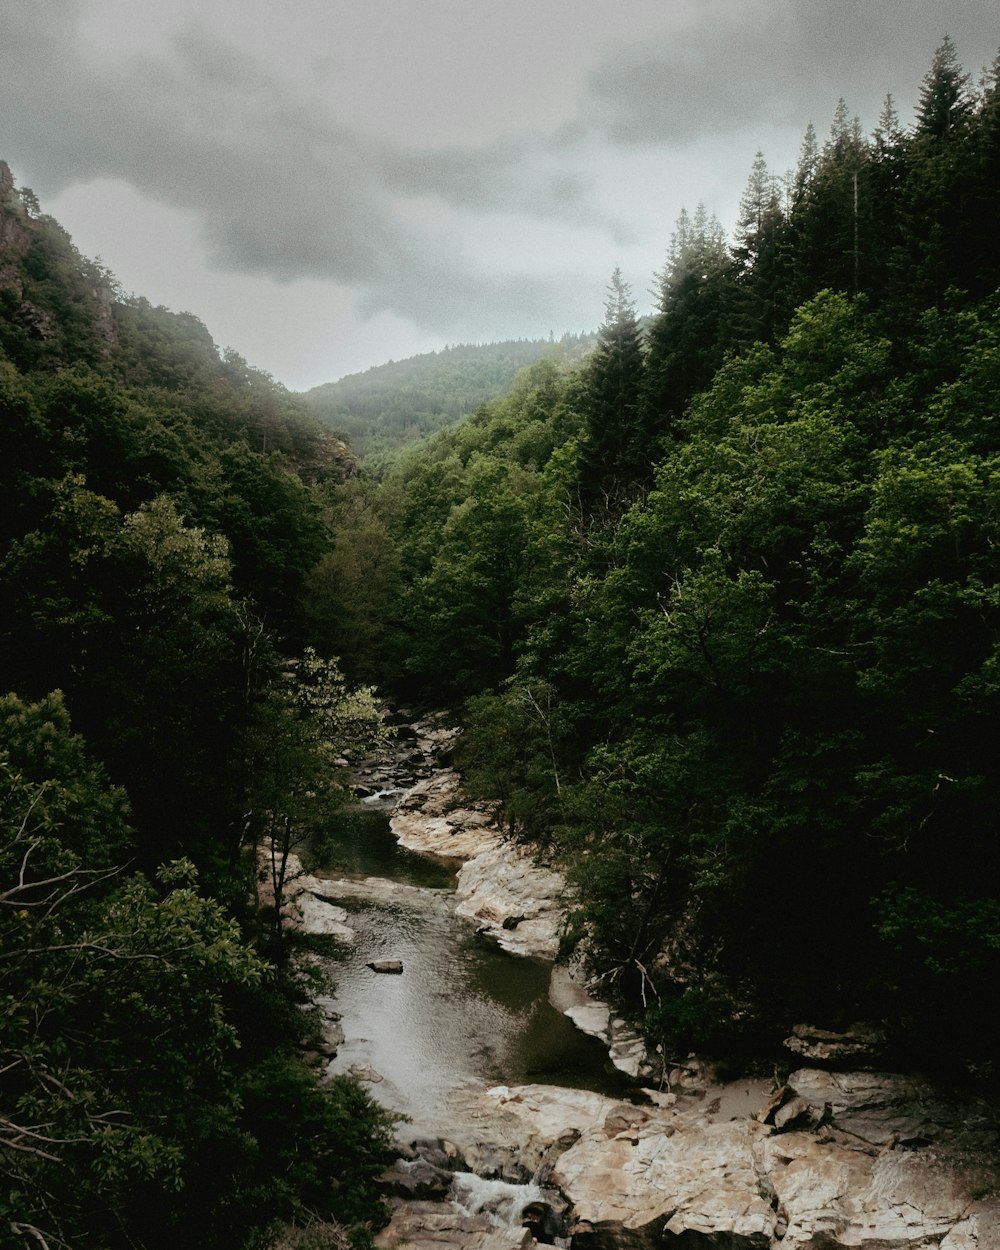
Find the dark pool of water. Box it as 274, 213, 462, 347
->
322, 806, 457, 888
317, 808, 627, 1128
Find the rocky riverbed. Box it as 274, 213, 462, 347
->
277, 713, 1000, 1250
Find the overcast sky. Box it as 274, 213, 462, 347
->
2, 1, 997, 391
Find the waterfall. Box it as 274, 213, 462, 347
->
448, 1172, 570, 1245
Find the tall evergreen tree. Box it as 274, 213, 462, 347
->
727, 151, 790, 345
895, 37, 978, 306
915, 34, 973, 136
577, 267, 647, 513
791, 122, 820, 206
644, 206, 732, 428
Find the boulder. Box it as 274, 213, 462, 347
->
391, 769, 498, 860
783, 1021, 887, 1066
348, 1063, 384, 1083
311, 993, 345, 1057
379, 1159, 454, 1201
294, 891, 355, 942
374, 1205, 536, 1249
455, 843, 566, 959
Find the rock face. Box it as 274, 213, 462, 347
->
455, 842, 566, 959
391, 768, 499, 860
461, 1073, 999, 1250
258, 847, 356, 943
374, 1205, 536, 1249
783, 1021, 887, 1066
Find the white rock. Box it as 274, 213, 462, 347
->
391, 770, 498, 860
291, 891, 353, 940
454, 842, 566, 959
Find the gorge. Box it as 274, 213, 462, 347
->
275, 717, 1000, 1250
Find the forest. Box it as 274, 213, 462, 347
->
2, 32, 1000, 1250
326, 37, 1000, 1070
303, 334, 596, 460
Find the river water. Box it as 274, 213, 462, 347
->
316, 807, 624, 1135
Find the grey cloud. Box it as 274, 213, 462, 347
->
578, 0, 999, 148
356, 242, 599, 341
0, 1, 616, 324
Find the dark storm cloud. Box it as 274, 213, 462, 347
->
577, 0, 999, 147
0, 0, 614, 321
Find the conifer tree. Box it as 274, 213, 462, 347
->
578, 267, 646, 513
791, 122, 819, 205
727, 151, 790, 345
644, 206, 731, 426
915, 34, 972, 136
898, 37, 977, 305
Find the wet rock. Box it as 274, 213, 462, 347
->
295, 892, 355, 941
374, 1204, 536, 1249
784, 1021, 887, 1066
311, 994, 345, 1056
257, 848, 356, 941
550, 964, 655, 1078
455, 844, 566, 959
379, 1159, 454, 1201
367, 959, 404, 973
391, 769, 498, 860
397, 1136, 470, 1174
348, 1063, 384, 1083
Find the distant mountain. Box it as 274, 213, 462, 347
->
301, 333, 596, 457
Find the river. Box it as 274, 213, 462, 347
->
315, 806, 625, 1136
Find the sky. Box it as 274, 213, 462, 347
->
2, 1, 997, 392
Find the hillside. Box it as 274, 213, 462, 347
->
1, 160, 394, 1250
302, 333, 596, 457
326, 39, 1000, 1077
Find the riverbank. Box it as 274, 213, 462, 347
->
284, 713, 1000, 1249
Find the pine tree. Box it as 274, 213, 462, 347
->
578, 268, 646, 513
728, 151, 790, 345
873, 93, 903, 154
644, 206, 732, 426
896, 37, 977, 305
915, 34, 972, 137
791, 122, 819, 205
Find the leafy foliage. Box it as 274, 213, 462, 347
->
0, 694, 394, 1250
1, 169, 395, 1248
337, 39, 1000, 1073
302, 334, 595, 459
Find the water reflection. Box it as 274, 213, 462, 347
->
319, 810, 623, 1127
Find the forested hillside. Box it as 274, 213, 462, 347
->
4, 31, 1000, 1248
302, 333, 596, 459
328, 38, 1000, 1074
0, 161, 394, 1250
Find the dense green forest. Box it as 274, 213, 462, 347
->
327, 38, 1000, 1073
0, 159, 394, 1250
302, 333, 596, 460
4, 31, 1000, 1250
